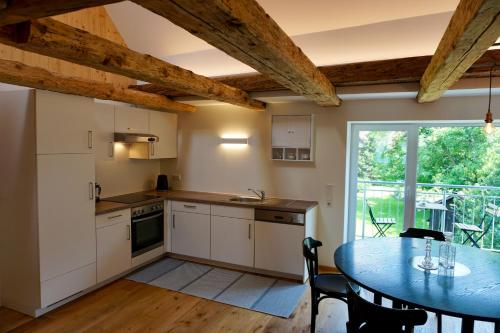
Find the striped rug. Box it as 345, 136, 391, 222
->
127, 257, 307, 318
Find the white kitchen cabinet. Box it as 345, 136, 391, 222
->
211, 216, 254, 267
129, 111, 178, 159
94, 103, 115, 161
149, 111, 177, 159
96, 219, 131, 283
36, 90, 95, 155
171, 211, 210, 259
254, 221, 305, 276
271, 115, 313, 161
114, 106, 149, 133
37, 153, 96, 306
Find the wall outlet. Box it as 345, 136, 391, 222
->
172, 174, 181, 182
325, 184, 333, 207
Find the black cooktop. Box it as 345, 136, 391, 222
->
102, 192, 161, 204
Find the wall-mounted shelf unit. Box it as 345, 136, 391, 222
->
271, 115, 313, 161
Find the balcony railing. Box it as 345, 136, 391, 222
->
356, 180, 500, 251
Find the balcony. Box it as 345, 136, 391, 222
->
356, 180, 500, 251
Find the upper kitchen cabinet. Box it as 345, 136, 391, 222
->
35, 90, 95, 155
114, 106, 149, 134
129, 111, 178, 159
94, 103, 115, 161
271, 115, 313, 161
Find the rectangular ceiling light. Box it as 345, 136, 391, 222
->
220, 137, 248, 145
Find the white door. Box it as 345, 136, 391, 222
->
94, 103, 115, 161
114, 106, 149, 133
149, 111, 177, 159
254, 221, 304, 275
211, 216, 254, 267
288, 115, 311, 147
172, 211, 210, 259
37, 154, 96, 282
36, 90, 95, 154
97, 221, 132, 283
271, 115, 290, 147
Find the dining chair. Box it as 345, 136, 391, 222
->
399, 227, 446, 241
346, 282, 427, 333
455, 203, 499, 248
303, 237, 358, 333
368, 205, 396, 237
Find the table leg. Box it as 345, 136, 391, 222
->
373, 293, 382, 305
437, 313, 442, 333
495, 321, 500, 333
461, 318, 474, 333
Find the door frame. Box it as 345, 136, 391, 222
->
344, 120, 483, 242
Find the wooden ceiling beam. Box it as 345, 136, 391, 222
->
0, 18, 265, 110
418, 0, 500, 102
0, 58, 196, 112
133, 0, 340, 107
0, 0, 122, 26
131, 50, 500, 97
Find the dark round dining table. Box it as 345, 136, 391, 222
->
334, 237, 500, 333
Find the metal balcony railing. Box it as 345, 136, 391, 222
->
356, 180, 500, 251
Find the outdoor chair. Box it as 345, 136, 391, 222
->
455, 203, 499, 248
346, 282, 427, 333
368, 205, 396, 237
303, 237, 359, 333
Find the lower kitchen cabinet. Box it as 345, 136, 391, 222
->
211, 216, 254, 267
254, 221, 305, 276
96, 218, 131, 283
171, 211, 210, 259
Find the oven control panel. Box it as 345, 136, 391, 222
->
132, 202, 164, 218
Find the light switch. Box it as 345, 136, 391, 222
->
325, 184, 333, 206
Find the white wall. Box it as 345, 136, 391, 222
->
95, 144, 160, 198
161, 95, 492, 266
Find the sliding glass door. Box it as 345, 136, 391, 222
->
346, 124, 417, 240
346, 122, 499, 250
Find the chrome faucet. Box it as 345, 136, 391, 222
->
248, 188, 266, 201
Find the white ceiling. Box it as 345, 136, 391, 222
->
106, 0, 460, 77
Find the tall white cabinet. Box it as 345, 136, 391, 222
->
1, 90, 96, 315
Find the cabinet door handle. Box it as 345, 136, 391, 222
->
126, 225, 131, 240
248, 224, 251, 239
151, 142, 155, 156
183, 204, 196, 209
172, 214, 175, 229
109, 141, 114, 158
89, 182, 94, 200
108, 214, 123, 220
88, 130, 93, 149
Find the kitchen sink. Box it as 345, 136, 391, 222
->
228, 196, 263, 203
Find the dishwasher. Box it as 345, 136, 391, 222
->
254, 209, 306, 277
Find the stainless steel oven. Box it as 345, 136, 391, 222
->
131, 202, 164, 257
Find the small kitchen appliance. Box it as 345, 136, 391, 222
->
156, 174, 169, 191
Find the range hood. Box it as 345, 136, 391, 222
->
114, 132, 159, 143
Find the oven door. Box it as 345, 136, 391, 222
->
132, 211, 164, 257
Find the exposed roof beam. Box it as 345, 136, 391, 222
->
0, 0, 122, 26
0, 18, 265, 111
418, 0, 500, 102
131, 50, 500, 97
133, 0, 340, 107
0, 58, 196, 112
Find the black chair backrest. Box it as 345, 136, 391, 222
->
400, 228, 445, 242
303, 237, 322, 289
346, 283, 427, 333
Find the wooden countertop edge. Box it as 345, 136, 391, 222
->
95, 190, 318, 215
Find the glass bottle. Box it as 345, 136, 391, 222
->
439, 232, 456, 269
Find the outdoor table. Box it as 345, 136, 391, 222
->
334, 237, 500, 333
415, 201, 448, 232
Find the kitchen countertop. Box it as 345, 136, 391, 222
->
95, 189, 318, 215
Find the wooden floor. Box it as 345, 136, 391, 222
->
0, 279, 495, 333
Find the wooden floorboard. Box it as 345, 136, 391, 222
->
0, 279, 495, 333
